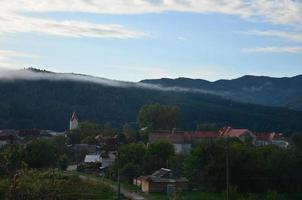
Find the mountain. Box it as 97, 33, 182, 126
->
0, 69, 302, 132
141, 75, 302, 111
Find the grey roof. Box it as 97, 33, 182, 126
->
84, 155, 101, 163
139, 168, 188, 183
152, 168, 171, 177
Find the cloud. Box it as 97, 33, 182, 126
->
0, 12, 147, 39
1, 1, 302, 39
243, 46, 302, 54
2, 0, 302, 26
242, 30, 302, 42
0, 50, 37, 68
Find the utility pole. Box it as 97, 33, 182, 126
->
117, 135, 121, 200
225, 137, 230, 200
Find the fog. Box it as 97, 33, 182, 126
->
0, 68, 224, 96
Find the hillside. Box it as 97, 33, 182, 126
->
0, 69, 302, 132
141, 75, 302, 111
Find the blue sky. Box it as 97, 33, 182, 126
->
0, 0, 302, 81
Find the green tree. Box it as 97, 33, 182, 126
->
68, 121, 102, 144
24, 139, 57, 168
0, 146, 25, 175
58, 154, 69, 170
80, 136, 97, 144
137, 103, 182, 130
109, 143, 146, 180
197, 123, 219, 131
144, 140, 175, 173
120, 163, 141, 183
123, 123, 138, 142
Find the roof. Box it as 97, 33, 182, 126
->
220, 126, 253, 138
70, 112, 78, 122
186, 131, 220, 140
150, 130, 221, 144
151, 168, 171, 177
138, 168, 188, 183
84, 155, 101, 163
0, 130, 16, 140
255, 132, 277, 141
149, 130, 186, 144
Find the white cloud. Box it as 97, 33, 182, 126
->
243, 46, 302, 54
0, 0, 302, 39
0, 50, 37, 68
0, 12, 147, 39
242, 30, 302, 42
2, 0, 302, 25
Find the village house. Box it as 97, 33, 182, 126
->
0, 129, 21, 148
255, 132, 289, 148
149, 129, 221, 154
18, 129, 40, 138
220, 126, 256, 144
149, 130, 191, 154
134, 168, 188, 193
84, 154, 102, 164
71, 144, 100, 154
95, 135, 118, 152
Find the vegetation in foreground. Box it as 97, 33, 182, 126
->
0, 170, 115, 200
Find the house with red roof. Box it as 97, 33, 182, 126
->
149, 130, 191, 154
255, 132, 289, 148
149, 129, 221, 154
220, 126, 256, 144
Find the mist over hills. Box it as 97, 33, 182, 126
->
142, 75, 302, 111
0, 68, 302, 132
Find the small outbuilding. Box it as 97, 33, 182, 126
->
135, 168, 188, 193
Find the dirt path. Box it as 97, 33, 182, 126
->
79, 175, 145, 200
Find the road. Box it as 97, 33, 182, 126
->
79, 175, 145, 200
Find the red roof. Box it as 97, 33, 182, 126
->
220, 126, 253, 138
255, 132, 277, 141
149, 130, 220, 144
149, 130, 186, 144
185, 131, 220, 140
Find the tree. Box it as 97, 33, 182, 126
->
118, 143, 146, 167
81, 136, 97, 144
58, 154, 69, 170
137, 103, 182, 130
68, 121, 102, 144
109, 143, 146, 180
0, 146, 25, 175
144, 140, 175, 173
123, 123, 138, 142
24, 139, 57, 168
197, 123, 219, 131
292, 133, 302, 150
120, 163, 141, 183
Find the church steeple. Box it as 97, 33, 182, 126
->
70, 112, 79, 130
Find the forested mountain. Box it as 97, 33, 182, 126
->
0, 69, 302, 132
141, 75, 302, 111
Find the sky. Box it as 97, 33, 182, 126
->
0, 0, 302, 82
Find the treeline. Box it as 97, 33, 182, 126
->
1, 79, 302, 132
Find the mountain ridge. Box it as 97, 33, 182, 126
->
0, 69, 302, 132
140, 74, 302, 110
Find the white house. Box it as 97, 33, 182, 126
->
70, 112, 79, 130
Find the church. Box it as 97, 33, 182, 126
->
69, 112, 79, 130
